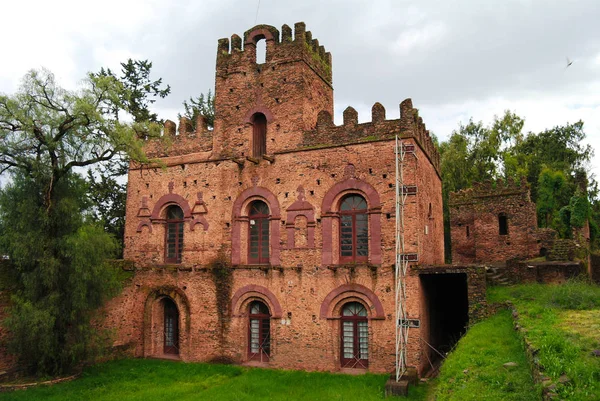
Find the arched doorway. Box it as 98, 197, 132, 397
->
340, 301, 368, 368
163, 298, 179, 355
248, 300, 271, 361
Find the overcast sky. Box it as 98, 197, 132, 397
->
1, 0, 599, 179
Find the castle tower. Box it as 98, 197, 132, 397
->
213, 22, 334, 157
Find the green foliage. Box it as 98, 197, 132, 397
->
0, 173, 121, 375
0, 359, 432, 401
179, 90, 215, 129
537, 168, 569, 228
439, 111, 599, 259
0, 66, 166, 375
86, 168, 126, 256
93, 59, 171, 123
488, 282, 600, 399
435, 310, 539, 401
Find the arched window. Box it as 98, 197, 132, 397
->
165, 205, 184, 263
256, 38, 266, 64
248, 300, 271, 361
248, 200, 270, 264
341, 302, 368, 368
163, 298, 179, 354
339, 194, 368, 263
251, 113, 267, 158
498, 213, 508, 235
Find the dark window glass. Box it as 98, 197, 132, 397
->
165, 205, 184, 263
499, 213, 508, 235
340, 302, 368, 368
252, 113, 267, 158
163, 298, 179, 354
248, 200, 270, 264
249, 300, 270, 361
339, 195, 368, 263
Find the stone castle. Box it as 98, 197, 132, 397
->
103, 22, 449, 375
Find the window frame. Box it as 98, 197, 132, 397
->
251, 112, 267, 158
248, 200, 270, 265
248, 300, 271, 362
163, 298, 179, 355
498, 212, 508, 235
339, 194, 369, 263
340, 301, 369, 368
164, 205, 184, 264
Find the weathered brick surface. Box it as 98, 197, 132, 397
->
108, 22, 445, 375
449, 178, 542, 264
504, 259, 583, 284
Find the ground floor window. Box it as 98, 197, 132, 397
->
248, 300, 271, 361
164, 298, 179, 354
340, 302, 368, 368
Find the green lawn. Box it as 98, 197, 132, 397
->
1, 359, 430, 401
488, 280, 600, 400
434, 309, 539, 401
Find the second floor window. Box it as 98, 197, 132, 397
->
165, 205, 184, 263
252, 112, 267, 158
248, 200, 270, 264
339, 194, 368, 263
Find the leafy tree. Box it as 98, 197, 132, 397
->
88, 60, 172, 250
0, 68, 160, 375
179, 90, 215, 129
94, 59, 170, 123
439, 112, 599, 259
537, 168, 570, 228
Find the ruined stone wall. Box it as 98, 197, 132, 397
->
449, 178, 540, 264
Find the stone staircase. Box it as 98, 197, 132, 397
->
485, 264, 511, 286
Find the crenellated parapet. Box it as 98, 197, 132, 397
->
216, 22, 332, 85
449, 176, 531, 205
143, 115, 213, 158
302, 98, 440, 174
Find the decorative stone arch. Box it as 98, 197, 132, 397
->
231, 284, 283, 318
321, 169, 382, 265
243, 25, 279, 64
142, 286, 191, 358
150, 193, 193, 221
232, 186, 281, 265
136, 220, 152, 233
244, 107, 274, 124
285, 186, 316, 248
320, 284, 385, 320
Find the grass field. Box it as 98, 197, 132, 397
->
0, 359, 431, 401
434, 309, 539, 401
488, 280, 600, 400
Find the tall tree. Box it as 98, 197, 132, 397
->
0, 67, 162, 375
179, 90, 215, 129
94, 59, 171, 123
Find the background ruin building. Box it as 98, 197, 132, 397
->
102, 22, 483, 376
449, 178, 549, 264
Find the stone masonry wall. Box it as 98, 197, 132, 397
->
110, 21, 445, 375
450, 178, 541, 264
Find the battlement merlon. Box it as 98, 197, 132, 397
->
216, 22, 333, 86
449, 176, 531, 205
142, 116, 213, 158
301, 98, 441, 175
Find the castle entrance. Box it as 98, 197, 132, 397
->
420, 272, 469, 372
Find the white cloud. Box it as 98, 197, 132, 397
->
392, 22, 446, 55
